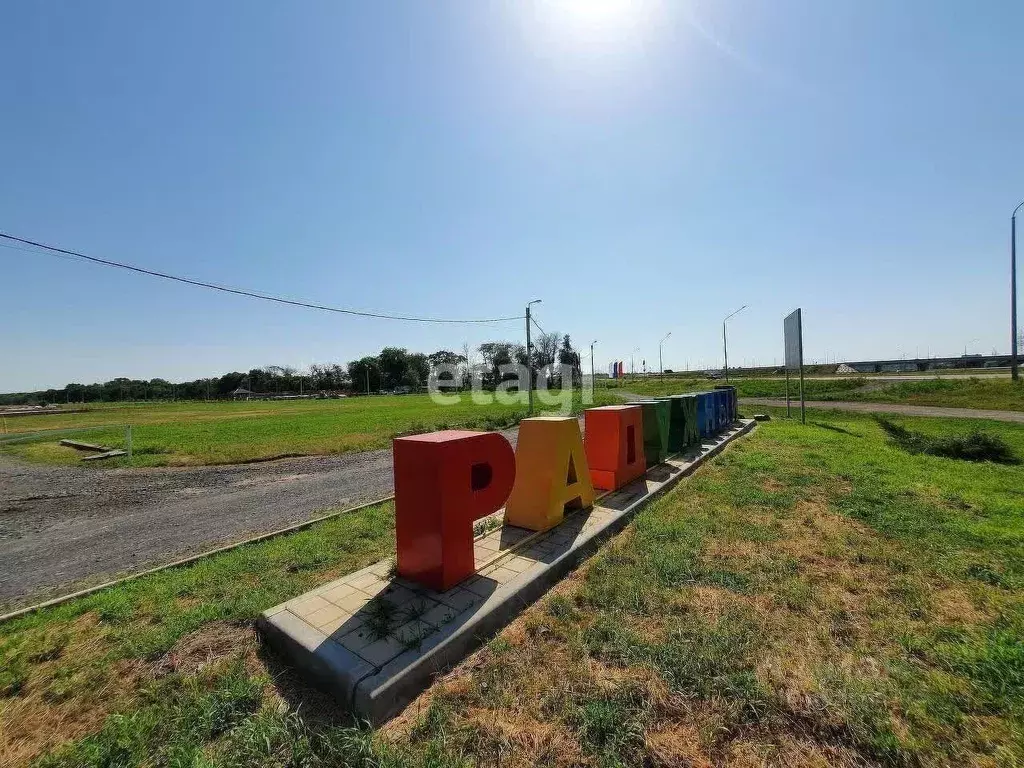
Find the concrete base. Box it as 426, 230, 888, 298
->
259, 419, 755, 725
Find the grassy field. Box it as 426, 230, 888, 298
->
3, 409, 1022, 766
834, 378, 1024, 411
602, 376, 869, 400
605, 375, 1024, 412
0, 391, 617, 468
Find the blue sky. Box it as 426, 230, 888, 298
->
2, 0, 1022, 391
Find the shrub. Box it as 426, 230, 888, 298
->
875, 417, 1018, 465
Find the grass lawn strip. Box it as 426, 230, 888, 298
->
3, 410, 1022, 766
0, 391, 618, 468
837, 377, 1024, 412
606, 375, 1024, 413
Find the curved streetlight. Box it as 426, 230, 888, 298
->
1012, 200, 1024, 381
631, 346, 641, 376
722, 305, 748, 382
525, 299, 542, 414
658, 332, 671, 375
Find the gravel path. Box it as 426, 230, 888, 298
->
1, 427, 525, 607
740, 398, 1024, 423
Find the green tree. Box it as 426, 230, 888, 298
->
378, 347, 410, 390
347, 356, 381, 394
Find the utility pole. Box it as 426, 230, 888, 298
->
365, 368, 370, 395
722, 305, 748, 382
590, 340, 597, 398
525, 299, 542, 415
1012, 200, 1023, 381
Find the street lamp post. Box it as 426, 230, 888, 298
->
631, 346, 640, 377
658, 333, 671, 375
1012, 200, 1024, 381
590, 340, 598, 397
722, 305, 748, 382
525, 299, 542, 415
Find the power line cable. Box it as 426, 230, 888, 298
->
531, 315, 548, 337
0, 231, 523, 325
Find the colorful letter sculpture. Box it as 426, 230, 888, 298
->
680, 394, 702, 447
715, 385, 737, 422
696, 392, 716, 437
657, 394, 701, 452
393, 430, 515, 591
626, 400, 670, 467
583, 405, 646, 490
714, 390, 727, 431
504, 417, 595, 532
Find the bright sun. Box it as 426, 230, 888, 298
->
535, 0, 657, 50
562, 0, 636, 28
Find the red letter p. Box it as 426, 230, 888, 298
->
393, 430, 515, 592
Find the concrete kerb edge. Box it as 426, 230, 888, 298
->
347, 419, 757, 724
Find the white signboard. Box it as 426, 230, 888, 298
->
783, 309, 805, 423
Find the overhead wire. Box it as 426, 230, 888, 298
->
0, 231, 523, 325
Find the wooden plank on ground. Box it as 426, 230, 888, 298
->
60, 439, 114, 452
81, 450, 127, 461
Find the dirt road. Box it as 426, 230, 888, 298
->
740, 398, 1024, 423
1, 426, 526, 607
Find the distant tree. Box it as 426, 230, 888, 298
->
403, 353, 430, 389
216, 372, 246, 395
478, 342, 527, 389
377, 347, 411, 390
427, 350, 466, 368
329, 364, 349, 390
557, 334, 581, 387
347, 356, 381, 394
535, 332, 560, 369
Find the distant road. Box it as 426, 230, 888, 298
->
740, 398, 1024, 423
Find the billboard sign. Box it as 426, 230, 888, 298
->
783, 308, 805, 423
784, 308, 803, 371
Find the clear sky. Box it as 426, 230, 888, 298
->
2, 0, 1022, 391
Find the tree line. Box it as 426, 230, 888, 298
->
1, 334, 582, 405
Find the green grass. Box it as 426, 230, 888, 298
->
875, 415, 1020, 464
0, 500, 397, 765
5, 411, 1024, 766
834, 377, 1024, 411
0, 390, 616, 467
601, 375, 869, 400
606, 374, 1024, 413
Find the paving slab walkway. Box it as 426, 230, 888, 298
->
740, 398, 1024, 423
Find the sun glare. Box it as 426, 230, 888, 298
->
561, 0, 636, 30
532, 0, 660, 50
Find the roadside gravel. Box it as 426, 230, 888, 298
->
1, 427, 526, 608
